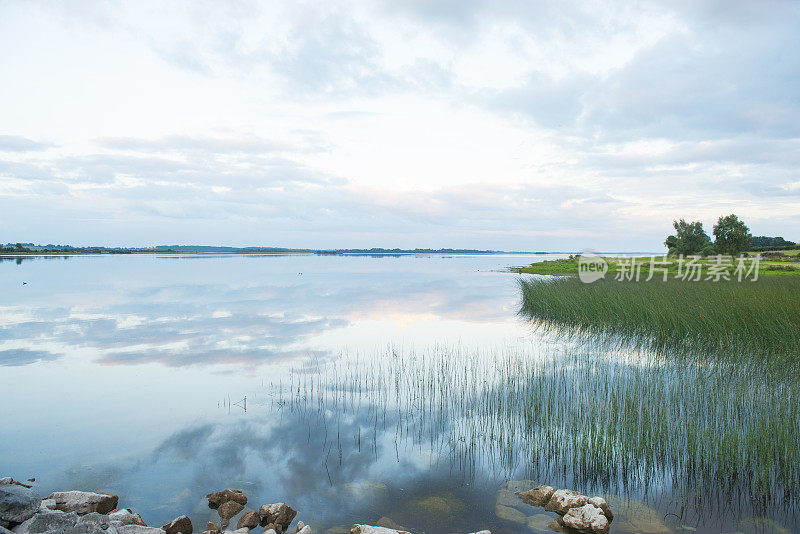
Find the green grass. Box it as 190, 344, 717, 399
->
280, 344, 800, 518
512, 254, 800, 276
518, 276, 800, 366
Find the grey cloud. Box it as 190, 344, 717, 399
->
0, 348, 60, 366
0, 135, 54, 152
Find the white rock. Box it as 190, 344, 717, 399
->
48, 491, 119, 515
544, 490, 588, 515
263, 530, 276, 534
116, 525, 166, 534
587, 497, 613, 520
563, 504, 609, 534
295, 523, 305, 533
350, 526, 410, 534
296, 527, 311, 534
38, 499, 56, 512
109, 509, 147, 527
468, 531, 491, 534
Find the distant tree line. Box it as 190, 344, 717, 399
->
665, 214, 796, 256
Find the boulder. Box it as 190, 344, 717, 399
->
162, 516, 192, 534
0, 484, 42, 524
295, 527, 310, 534
544, 490, 587, 515
562, 504, 609, 534
257, 505, 296, 530
109, 510, 146, 527
206, 491, 246, 510
1, 525, 13, 534
0, 480, 11, 487
518, 486, 555, 507
350, 527, 410, 534
236, 511, 259, 530
205, 523, 220, 533
38, 500, 56, 512
116, 526, 166, 534
468, 531, 491, 534
12, 510, 79, 534
218, 502, 244, 522
263, 530, 276, 534
294, 524, 304, 534
48, 492, 118, 515
494, 504, 526, 524
587, 498, 612, 520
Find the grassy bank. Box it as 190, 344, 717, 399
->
518, 276, 800, 365
512, 250, 800, 277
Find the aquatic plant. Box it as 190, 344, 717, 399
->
518, 276, 800, 367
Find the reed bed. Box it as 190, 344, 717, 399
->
276, 344, 800, 519
518, 276, 800, 367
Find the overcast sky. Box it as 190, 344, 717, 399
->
1, 1, 798, 250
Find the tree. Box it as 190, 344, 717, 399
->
713, 214, 751, 256
665, 219, 710, 255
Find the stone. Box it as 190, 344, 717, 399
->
0, 480, 12, 487
109, 510, 146, 527
162, 516, 193, 534
518, 486, 555, 508
48, 492, 118, 515
494, 504, 526, 524
373, 519, 406, 532
79, 513, 112, 528
547, 521, 562, 532
218, 502, 245, 522
587, 497, 612, 520
116, 526, 166, 534
0, 484, 42, 524
295, 528, 310, 534
231, 529, 250, 534
1, 525, 12, 534
12, 510, 78, 534
527, 514, 556, 532
263, 530, 276, 534
604, 497, 670, 534
257, 505, 296, 530
236, 512, 259, 531
544, 490, 587, 515
206, 491, 247, 510
205, 523, 220, 533
468, 531, 491, 534
562, 504, 609, 534
38, 500, 56, 512
294, 524, 304, 533
349, 527, 410, 534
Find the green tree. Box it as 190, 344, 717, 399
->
713, 214, 751, 256
665, 219, 710, 255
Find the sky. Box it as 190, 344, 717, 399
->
1, 0, 799, 251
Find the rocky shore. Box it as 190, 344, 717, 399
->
2, 477, 611, 534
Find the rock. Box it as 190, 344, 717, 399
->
527, 514, 556, 532
163, 516, 193, 534
604, 497, 670, 534
230, 529, 250, 534
295, 528, 310, 534
1, 525, 12, 534
38, 500, 56, 512
236, 512, 259, 531
218, 502, 245, 522
544, 490, 587, 515
0, 484, 42, 524
373, 519, 407, 532
587, 498, 612, 520
257, 504, 296, 530
294, 524, 304, 533
562, 504, 609, 534
467, 531, 491, 534
263, 530, 276, 534
48, 492, 118, 515
350, 527, 410, 534
0, 480, 12, 487
109, 510, 146, 527
117, 526, 166, 534
205, 523, 220, 533
494, 504, 526, 524
206, 491, 247, 510
518, 486, 555, 508
547, 521, 562, 532
12, 510, 79, 534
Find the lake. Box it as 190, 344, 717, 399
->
1, 254, 797, 534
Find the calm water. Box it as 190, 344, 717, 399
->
0, 254, 796, 534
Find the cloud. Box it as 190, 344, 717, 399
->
0, 348, 60, 366
0, 135, 54, 152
